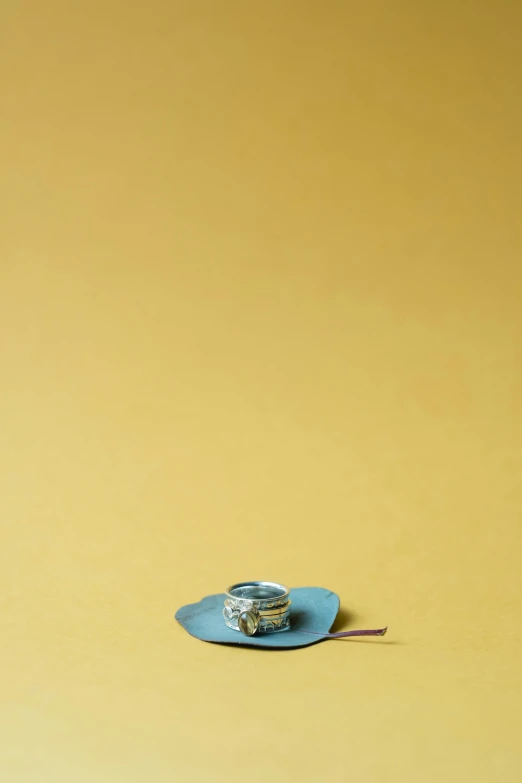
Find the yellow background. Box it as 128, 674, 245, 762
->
1, 2, 521, 781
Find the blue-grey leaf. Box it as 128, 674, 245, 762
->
175, 586, 340, 649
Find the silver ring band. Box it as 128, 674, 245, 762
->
223, 581, 291, 636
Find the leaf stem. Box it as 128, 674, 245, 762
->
298, 626, 388, 639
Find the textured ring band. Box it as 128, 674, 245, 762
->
223, 581, 291, 636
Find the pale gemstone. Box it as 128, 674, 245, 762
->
238, 610, 259, 636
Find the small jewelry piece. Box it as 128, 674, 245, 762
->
223, 581, 291, 636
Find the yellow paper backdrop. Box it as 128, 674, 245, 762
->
1, 2, 521, 781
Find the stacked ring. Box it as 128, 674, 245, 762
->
223, 581, 291, 636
